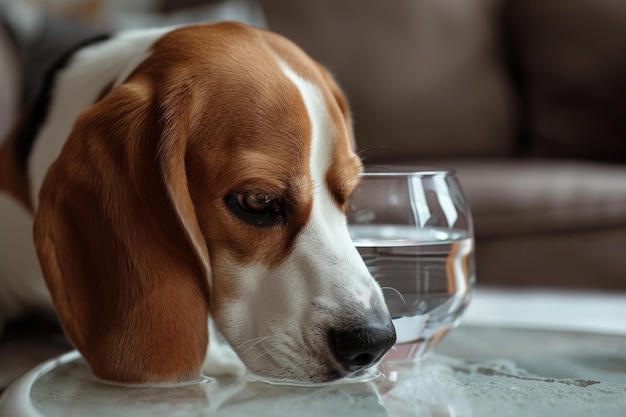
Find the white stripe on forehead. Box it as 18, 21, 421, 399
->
279, 61, 376, 311
278, 62, 332, 195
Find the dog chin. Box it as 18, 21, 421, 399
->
231, 346, 329, 382
204, 318, 334, 383
205, 327, 384, 385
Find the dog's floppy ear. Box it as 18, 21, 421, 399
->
33, 79, 211, 384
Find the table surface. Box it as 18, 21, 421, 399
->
1, 289, 626, 417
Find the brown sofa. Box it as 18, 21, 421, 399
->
261, 0, 626, 290
4, 0, 625, 290
2, 0, 626, 393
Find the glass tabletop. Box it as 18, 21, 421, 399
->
2, 324, 625, 417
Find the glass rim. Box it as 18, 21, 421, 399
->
361, 165, 456, 177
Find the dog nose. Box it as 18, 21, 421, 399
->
330, 323, 396, 372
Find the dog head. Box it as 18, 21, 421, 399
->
34, 22, 395, 384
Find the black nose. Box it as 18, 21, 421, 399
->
330, 323, 396, 372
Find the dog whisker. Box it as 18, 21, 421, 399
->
248, 345, 285, 368
355, 146, 387, 162
284, 348, 333, 384
284, 363, 303, 381
381, 286, 407, 304
234, 334, 289, 355
249, 333, 288, 353
283, 354, 312, 381
311, 183, 324, 196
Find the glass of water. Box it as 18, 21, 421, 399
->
347, 167, 475, 362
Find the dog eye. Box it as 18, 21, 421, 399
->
237, 192, 274, 213
224, 192, 286, 227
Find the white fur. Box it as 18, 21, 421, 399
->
29, 27, 173, 207
280, 62, 377, 312
0, 28, 172, 330
1, 29, 390, 382
211, 62, 389, 382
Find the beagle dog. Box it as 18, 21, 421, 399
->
0, 22, 395, 384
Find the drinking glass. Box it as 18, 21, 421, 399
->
347, 167, 475, 362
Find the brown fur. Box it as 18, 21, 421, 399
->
21, 22, 361, 383
34, 79, 211, 383
260, 31, 362, 208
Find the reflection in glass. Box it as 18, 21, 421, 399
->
347, 168, 475, 361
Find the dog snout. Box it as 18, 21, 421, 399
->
330, 322, 396, 373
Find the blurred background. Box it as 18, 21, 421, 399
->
1, 0, 625, 391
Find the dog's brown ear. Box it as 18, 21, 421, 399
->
33, 79, 211, 384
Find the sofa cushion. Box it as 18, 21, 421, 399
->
261, 0, 518, 161
507, 0, 626, 161
443, 160, 626, 237
475, 227, 626, 290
